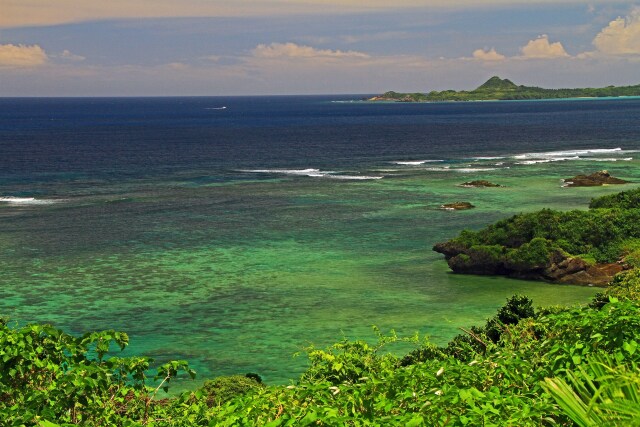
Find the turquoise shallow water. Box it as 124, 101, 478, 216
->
3, 161, 637, 385
1, 96, 639, 387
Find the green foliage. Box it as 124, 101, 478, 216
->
485, 294, 535, 344
0, 322, 194, 426
505, 237, 557, 271
495, 294, 535, 325
468, 244, 504, 264
543, 353, 640, 426
589, 187, 640, 209
592, 269, 640, 308
300, 327, 418, 385
620, 239, 640, 267
398, 341, 446, 367
198, 375, 264, 407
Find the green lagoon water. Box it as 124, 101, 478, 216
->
1, 96, 639, 387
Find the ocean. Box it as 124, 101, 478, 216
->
1, 95, 639, 385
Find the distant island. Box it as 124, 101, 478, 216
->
368, 76, 640, 102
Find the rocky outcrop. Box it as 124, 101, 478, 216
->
555, 263, 626, 286
460, 180, 502, 188
563, 170, 629, 187
440, 202, 475, 210
432, 241, 628, 286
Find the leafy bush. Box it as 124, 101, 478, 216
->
199, 375, 264, 407
300, 328, 417, 385
543, 353, 640, 426
505, 238, 557, 271
0, 322, 194, 426
485, 294, 535, 343
589, 187, 640, 209
592, 269, 640, 308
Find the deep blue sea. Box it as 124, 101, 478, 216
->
1, 96, 639, 385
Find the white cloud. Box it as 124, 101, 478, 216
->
59, 49, 85, 61
165, 62, 189, 70
520, 35, 569, 59
0, 44, 48, 67
592, 8, 640, 55
252, 42, 369, 59
472, 48, 506, 61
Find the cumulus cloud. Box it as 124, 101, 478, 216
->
592, 8, 640, 55
0, 44, 48, 67
252, 42, 369, 59
472, 48, 506, 61
520, 35, 569, 59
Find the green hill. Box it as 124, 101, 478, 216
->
476, 76, 518, 91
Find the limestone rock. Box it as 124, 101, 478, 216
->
440, 201, 475, 210
460, 180, 502, 188
563, 170, 629, 187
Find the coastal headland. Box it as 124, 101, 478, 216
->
434, 182, 640, 286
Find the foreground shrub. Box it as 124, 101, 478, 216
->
0, 321, 194, 426
543, 353, 640, 426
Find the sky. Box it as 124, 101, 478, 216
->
0, 1, 639, 96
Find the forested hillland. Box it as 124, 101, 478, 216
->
369, 76, 640, 102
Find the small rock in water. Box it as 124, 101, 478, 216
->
563, 170, 629, 187
441, 201, 475, 210
459, 180, 502, 188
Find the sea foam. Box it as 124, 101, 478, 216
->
516, 157, 580, 165
392, 160, 444, 165
581, 157, 633, 162
512, 147, 638, 165
327, 175, 384, 180
241, 169, 383, 180
454, 167, 501, 172
513, 147, 638, 160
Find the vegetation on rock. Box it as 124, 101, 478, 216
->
434, 187, 640, 285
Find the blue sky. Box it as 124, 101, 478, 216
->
0, 1, 639, 96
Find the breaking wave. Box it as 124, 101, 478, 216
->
391, 160, 445, 165
0, 196, 60, 206
241, 169, 383, 180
